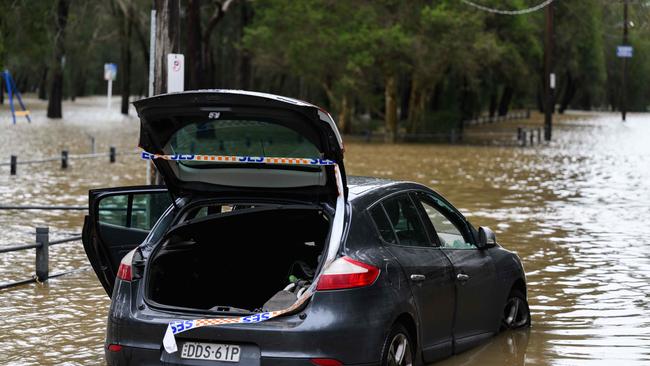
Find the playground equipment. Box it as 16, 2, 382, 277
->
1, 70, 31, 124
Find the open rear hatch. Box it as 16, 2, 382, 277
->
133, 90, 347, 202
132, 91, 348, 315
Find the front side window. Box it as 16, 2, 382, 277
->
381, 194, 431, 247
419, 198, 474, 249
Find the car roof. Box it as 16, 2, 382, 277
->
347, 176, 424, 201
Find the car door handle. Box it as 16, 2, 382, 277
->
410, 274, 426, 282
456, 273, 470, 282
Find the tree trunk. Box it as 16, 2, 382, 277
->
559, 72, 576, 114
489, 88, 497, 118
407, 78, 427, 133
187, 0, 203, 90
384, 74, 398, 143
237, 1, 253, 90
153, 0, 181, 95
120, 7, 133, 115
38, 67, 49, 100
498, 86, 514, 116
47, 0, 70, 119
337, 95, 352, 135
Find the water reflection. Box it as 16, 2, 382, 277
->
1, 100, 649, 365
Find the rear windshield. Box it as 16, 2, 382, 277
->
170, 119, 321, 166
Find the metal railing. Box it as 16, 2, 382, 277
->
463, 110, 531, 126
0, 227, 84, 290
0, 147, 140, 175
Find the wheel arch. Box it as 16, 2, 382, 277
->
510, 277, 527, 297
393, 312, 419, 351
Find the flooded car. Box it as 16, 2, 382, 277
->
82, 90, 530, 366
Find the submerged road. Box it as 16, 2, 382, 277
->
0, 98, 648, 365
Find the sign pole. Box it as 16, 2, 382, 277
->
622, 0, 629, 122
544, 2, 554, 141
148, 9, 156, 98
107, 79, 113, 110
104, 63, 117, 111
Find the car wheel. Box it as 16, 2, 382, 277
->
501, 289, 531, 330
380, 323, 414, 366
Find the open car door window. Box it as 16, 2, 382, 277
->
82, 186, 172, 296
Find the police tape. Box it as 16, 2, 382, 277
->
141, 151, 336, 166
162, 290, 313, 353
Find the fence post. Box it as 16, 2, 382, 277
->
530, 130, 534, 145
90, 136, 96, 154
517, 127, 523, 141
521, 131, 527, 147
35, 227, 49, 282
537, 128, 542, 144
61, 150, 68, 169
109, 146, 116, 163
10, 155, 17, 175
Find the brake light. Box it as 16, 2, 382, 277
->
311, 358, 342, 366
107, 344, 123, 352
316, 257, 380, 291
116, 249, 135, 282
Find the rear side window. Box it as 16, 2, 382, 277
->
380, 194, 431, 247
369, 205, 397, 244
170, 119, 321, 166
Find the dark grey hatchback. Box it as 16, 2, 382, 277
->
83, 90, 530, 366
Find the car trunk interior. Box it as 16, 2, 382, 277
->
146, 206, 330, 313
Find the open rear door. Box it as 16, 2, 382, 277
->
82, 186, 171, 296
133, 90, 347, 203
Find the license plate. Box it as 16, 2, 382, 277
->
180, 342, 241, 362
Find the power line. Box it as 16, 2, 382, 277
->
460, 0, 555, 15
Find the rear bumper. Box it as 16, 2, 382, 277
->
106, 345, 376, 366
105, 280, 401, 365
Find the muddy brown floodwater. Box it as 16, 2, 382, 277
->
1, 97, 649, 365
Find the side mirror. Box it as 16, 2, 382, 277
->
477, 227, 497, 249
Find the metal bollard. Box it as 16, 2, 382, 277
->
35, 227, 49, 282
61, 150, 68, 169
10, 155, 17, 175
109, 146, 116, 163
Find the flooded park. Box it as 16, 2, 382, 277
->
0, 97, 648, 365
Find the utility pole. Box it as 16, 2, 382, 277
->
544, 1, 554, 141
622, 0, 629, 122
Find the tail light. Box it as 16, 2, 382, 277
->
107, 344, 123, 352
316, 256, 380, 291
311, 358, 342, 366
116, 249, 135, 282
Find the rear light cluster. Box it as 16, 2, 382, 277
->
116, 249, 136, 282
311, 358, 342, 366
107, 344, 122, 352
315, 257, 380, 291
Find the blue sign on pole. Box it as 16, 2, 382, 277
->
104, 63, 117, 81
617, 45, 633, 58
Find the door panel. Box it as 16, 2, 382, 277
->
368, 196, 454, 359
442, 248, 497, 344
412, 191, 498, 345
82, 186, 171, 296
